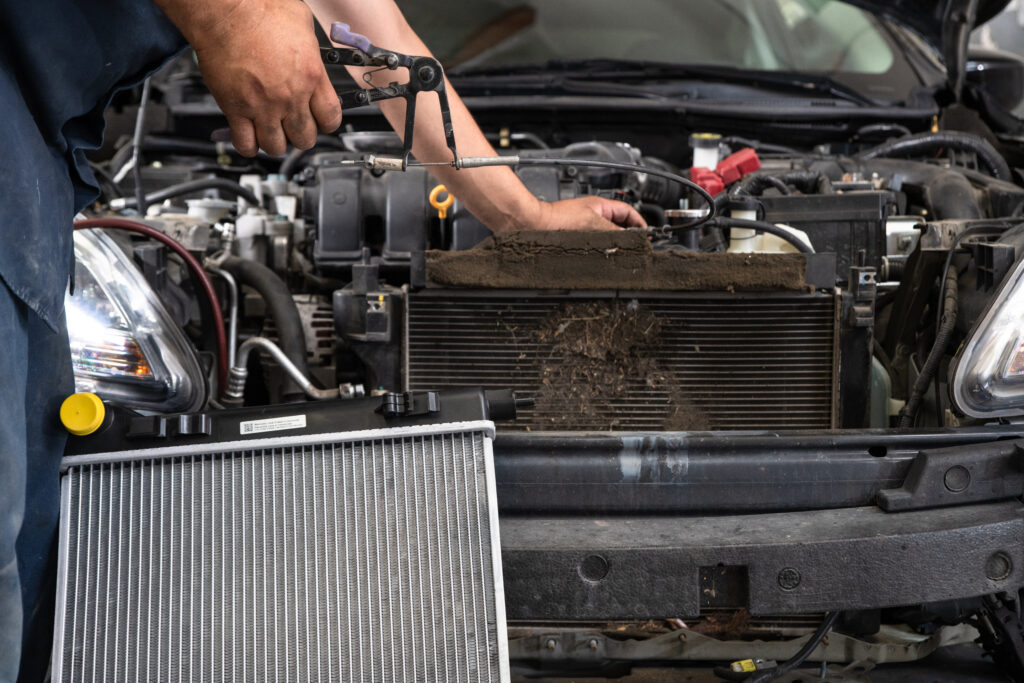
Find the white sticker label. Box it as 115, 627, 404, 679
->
239, 414, 307, 435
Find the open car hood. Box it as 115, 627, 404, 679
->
846, 0, 1009, 95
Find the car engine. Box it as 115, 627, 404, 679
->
77, 96, 1024, 436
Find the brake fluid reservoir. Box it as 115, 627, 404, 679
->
690, 132, 722, 169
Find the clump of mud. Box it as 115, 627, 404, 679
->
426, 230, 807, 291
531, 300, 708, 430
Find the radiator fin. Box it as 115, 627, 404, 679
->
57, 427, 505, 682
407, 294, 837, 431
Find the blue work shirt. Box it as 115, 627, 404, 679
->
0, 1, 186, 330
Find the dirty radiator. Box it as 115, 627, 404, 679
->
54, 421, 509, 682
405, 292, 838, 431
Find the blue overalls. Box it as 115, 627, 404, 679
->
0, 4, 183, 679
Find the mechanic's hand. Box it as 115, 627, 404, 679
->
187, 0, 342, 157
532, 196, 647, 231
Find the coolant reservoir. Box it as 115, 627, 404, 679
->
726, 197, 812, 254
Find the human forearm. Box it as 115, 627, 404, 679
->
306, 0, 540, 232
306, 0, 644, 232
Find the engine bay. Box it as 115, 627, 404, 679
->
79, 93, 1024, 435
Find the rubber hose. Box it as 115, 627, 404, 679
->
638, 202, 667, 228
278, 135, 350, 179
219, 256, 313, 399
859, 131, 1011, 181
116, 177, 260, 209
110, 136, 277, 177
733, 171, 832, 197
720, 136, 800, 155
898, 265, 959, 429
705, 216, 814, 253
855, 123, 912, 139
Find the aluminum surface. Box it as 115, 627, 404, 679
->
55, 421, 508, 682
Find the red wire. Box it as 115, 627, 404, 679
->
73, 218, 229, 398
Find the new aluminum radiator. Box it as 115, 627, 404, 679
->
55, 420, 509, 682
406, 291, 839, 431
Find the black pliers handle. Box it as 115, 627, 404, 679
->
322, 22, 457, 170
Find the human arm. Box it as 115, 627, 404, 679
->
304, 0, 646, 232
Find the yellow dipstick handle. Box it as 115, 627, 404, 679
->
429, 184, 454, 219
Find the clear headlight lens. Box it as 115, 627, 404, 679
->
951, 255, 1024, 418
66, 230, 207, 413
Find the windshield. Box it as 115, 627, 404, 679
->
403, 0, 923, 98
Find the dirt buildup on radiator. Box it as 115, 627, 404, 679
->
426, 230, 808, 291
531, 300, 709, 430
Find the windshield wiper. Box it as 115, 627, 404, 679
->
448, 69, 677, 101
451, 59, 877, 107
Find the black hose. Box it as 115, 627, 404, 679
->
762, 176, 792, 195
638, 202, 667, 228
855, 123, 912, 140
859, 159, 983, 221
703, 216, 814, 253
859, 131, 1011, 181
116, 178, 261, 209
747, 611, 841, 683
511, 157, 716, 227
278, 135, 350, 178
87, 161, 121, 200
733, 170, 832, 197
898, 265, 959, 429
110, 135, 278, 176
720, 136, 800, 155
220, 256, 313, 399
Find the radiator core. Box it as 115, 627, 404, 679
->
406, 292, 838, 431
54, 421, 508, 682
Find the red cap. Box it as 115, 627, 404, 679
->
716, 148, 761, 185
690, 166, 725, 196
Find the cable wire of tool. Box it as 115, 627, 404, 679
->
454, 156, 716, 228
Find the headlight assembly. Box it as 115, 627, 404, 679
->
951, 255, 1024, 418
66, 229, 207, 413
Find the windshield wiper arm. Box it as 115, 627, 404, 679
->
452, 59, 876, 107
448, 71, 676, 101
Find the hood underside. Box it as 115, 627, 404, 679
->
846, 0, 1009, 94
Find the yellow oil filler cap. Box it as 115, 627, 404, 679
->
429, 184, 454, 219
60, 392, 106, 436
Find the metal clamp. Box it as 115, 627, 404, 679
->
323, 22, 458, 169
